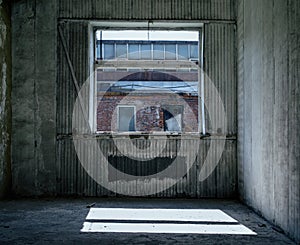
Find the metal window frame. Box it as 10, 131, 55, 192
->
89, 21, 205, 135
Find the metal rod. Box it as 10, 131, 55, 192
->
99, 30, 103, 60
200, 26, 206, 135
58, 24, 91, 133
58, 19, 236, 25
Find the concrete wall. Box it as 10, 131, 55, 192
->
11, 0, 57, 195
237, 0, 300, 242
8, 0, 300, 240
0, 0, 11, 198
56, 2, 237, 197
11, 0, 237, 197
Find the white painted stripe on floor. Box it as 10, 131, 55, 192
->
86, 208, 238, 223
81, 222, 257, 235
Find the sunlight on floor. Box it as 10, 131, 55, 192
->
81, 208, 257, 235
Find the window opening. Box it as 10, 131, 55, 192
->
94, 29, 203, 133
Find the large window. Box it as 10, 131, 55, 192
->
92, 25, 204, 134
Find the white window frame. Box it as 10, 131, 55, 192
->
88, 21, 205, 134
117, 105, 136, 132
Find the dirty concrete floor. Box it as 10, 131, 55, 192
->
0, 198, 296, 244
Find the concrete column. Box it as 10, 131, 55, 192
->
0, 0, 11, 198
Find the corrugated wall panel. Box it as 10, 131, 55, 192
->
56, 0, 237, 197
57, 22, 237, 197
204, 23, 237, 135
59, 0, 235, 21
57, 136, 236, 197
57, 22, 89, 135
57, 22, 112, 196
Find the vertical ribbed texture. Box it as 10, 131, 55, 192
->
56, 0, 237, 198
57, 137, 237, 197
237, 0, 244, 199
204, 24, 236, 135
288, 1, 300, 241
57, 22, 110, 196
238, 0, 300, 242
59, 0, 235, 20
57, 22, 89, 135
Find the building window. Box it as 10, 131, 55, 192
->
163, 105, 183, 132
103, 44, 115, 59
116, 44, 127, 59
190, 44, 199, 60
92, 26, 203, 133
98, 41, 198, 61
128, 44, 139, 60
153, 44, 164, 60
140, 44, 151, 60
118, 106, 136, 132
165, 44, 176, 60
178, 44, 188, 60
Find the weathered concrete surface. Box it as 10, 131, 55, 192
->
11, 0, 57, 196
0, 198, 296, 244
237, 0, 300, 242
9, 0, 299, 242
56, 3, 237, 198
12, 0, 238, 198
0, 0, 11, 198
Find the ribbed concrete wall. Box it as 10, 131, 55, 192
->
12, 0, 237, 198
58, 0, 236, 21
237, 0, 300, 242
0, 0, 11, 198
57, 137, 237, 197
56, 10, 237, 197
204, 23, 236, 135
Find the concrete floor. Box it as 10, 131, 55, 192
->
0, 198, 296, 244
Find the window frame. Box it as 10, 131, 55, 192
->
88, 21, 205, 135
117, 105, 136, 132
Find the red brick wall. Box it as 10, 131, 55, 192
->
97, 93, 198, 132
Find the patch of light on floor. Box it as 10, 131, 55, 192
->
85, 208, 238, 223
81, 208, 257, 235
